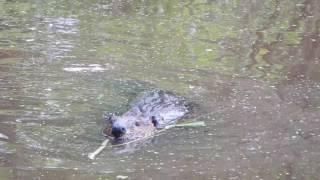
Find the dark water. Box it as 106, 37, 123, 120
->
0, 0, 320, 179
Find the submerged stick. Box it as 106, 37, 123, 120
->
173, 121, 206, 127
165, 121, 206, 129
88, 139, 109, 160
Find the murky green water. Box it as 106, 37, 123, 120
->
1, 0, 320, 179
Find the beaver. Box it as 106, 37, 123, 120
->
103, 90, 190, 142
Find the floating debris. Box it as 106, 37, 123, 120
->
116, 175, 129, 180
0, 133, 9, 140
63, 63, 114, 72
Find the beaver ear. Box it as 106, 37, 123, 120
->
151, 116, 159, 127
104, 113, 117, 123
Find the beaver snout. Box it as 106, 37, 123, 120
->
111, 125, 126, 138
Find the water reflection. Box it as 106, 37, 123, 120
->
0, 0, 320, 179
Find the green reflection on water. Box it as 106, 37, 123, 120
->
0, 0, 304, 81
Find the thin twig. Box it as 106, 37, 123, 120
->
88, 121, 207, 159
87, 111, 216, 160
88, 139, 109, 160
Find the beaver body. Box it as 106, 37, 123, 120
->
103, 90, 190, 142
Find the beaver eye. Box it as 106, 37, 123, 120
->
108, 116, 115, 123
135, 122, 140, 126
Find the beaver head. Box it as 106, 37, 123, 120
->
103, 114, 159, 141
102, 90, 190, 144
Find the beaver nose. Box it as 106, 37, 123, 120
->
111, 126, 126, 138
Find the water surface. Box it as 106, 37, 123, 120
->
0, 0, 320, 179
